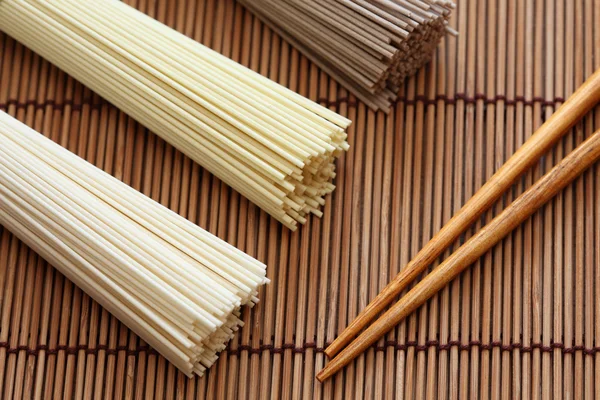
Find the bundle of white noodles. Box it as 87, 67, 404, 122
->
240, 0, 456, 112
0, 111, 268, 377
0, 0, 351, 231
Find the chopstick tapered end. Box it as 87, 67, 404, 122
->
323, 346, 336, 359
325, 281, 408, 359
317, 353, 347, 382
316, 368, 331, 382
325, 332, 354, 358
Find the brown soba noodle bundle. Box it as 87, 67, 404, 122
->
239, 0, 456, 112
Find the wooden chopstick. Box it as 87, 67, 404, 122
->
317, 127, 600, 381
324, 68, 600, 359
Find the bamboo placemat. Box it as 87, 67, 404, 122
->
0, 0, 599, 398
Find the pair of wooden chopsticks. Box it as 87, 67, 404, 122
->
316, 68, 600, 382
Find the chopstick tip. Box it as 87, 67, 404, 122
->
315, 368, 329, 382
324, 337, 346, 358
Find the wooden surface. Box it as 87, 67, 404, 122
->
318, 128, 600, 382
0, 0, 599, 399
323, 67, 600, 362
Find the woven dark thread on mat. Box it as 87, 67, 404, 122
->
0, 99, 107, 112
1, 340, 597, 357
0, 342, 159, 357
0, 95, 567, 113
316, 94, 566, 108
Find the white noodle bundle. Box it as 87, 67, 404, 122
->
0, 111, 268, 377
240, 0, 456, 112
0, 0, 351, 231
